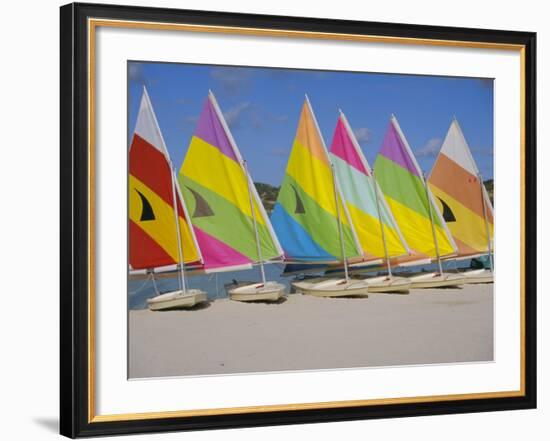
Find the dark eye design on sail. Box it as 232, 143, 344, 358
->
292, 185, 306, 214
186, 187, 214, 217
135, 190, 155, 221
437, 196, 456, 222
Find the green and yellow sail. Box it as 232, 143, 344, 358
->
373, 115, 457, 262
178, 91, 283, 272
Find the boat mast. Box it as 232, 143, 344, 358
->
170, 164, 187, 293
423, 172, 444, 275
243, 159, 266, 284
478, 173, 494, 272
372, 169, 392, 278
208, 90, 283, 265
331, 163, 349, 281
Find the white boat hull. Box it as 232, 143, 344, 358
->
408, 272, 464, 289
365, 276, 411, 293
460, 269, 494, 284
293, 278, 369, 297
228, 281, 286, 302
147, 289, 208, 311
290, 277, 327, 293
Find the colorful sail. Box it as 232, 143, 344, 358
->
428, 118, 493, 258
129, 87, 201, 270
373, 116, 457, 261
178, 91, 283, 272
271, 97, 362, 263
329, 112, 409, 261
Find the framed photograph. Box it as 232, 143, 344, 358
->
60, 2, 536, 438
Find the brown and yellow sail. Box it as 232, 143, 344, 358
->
428, 118, 493, 258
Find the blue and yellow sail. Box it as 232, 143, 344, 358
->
271, 98, 362, 263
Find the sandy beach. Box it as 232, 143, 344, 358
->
129, 284, 493, 378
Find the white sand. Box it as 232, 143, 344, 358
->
129, 284, 493, 378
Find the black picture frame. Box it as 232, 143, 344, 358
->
60, 2, 536, 438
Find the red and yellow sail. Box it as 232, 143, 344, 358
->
129, 87, 201, 270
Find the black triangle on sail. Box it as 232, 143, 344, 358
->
437, 196, 456, 222
292, 185, 306, 214
135, 189, 156, 221
186, 186, 214, 218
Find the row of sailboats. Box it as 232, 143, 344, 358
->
129, 86, 494, 310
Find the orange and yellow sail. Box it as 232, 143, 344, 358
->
129, 87, 201, 271
428, 118, 494, 258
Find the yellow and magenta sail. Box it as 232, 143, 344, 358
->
271, 97, 362, 263
129, 87, 201, 270
178, 92, 283, 272
329, 112, 409, 261
373, 116, 457, 261
428, 118, 493, 258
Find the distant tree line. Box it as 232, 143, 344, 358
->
254, 182, 279, 214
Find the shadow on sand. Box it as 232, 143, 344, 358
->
411, 285, 464, 291
234, 296, 289, 305
155, 301, 213, 312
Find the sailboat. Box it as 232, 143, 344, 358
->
178, 91, 286, 302
129, 87, 207, 310
428, 118, 494, 283
271, 96, 369, 297
329, 111, 412, 293
373, 115, 463, 289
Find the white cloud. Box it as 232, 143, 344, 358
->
210, 68, 253, 96
417, 137, 442, 157
183, 115, 198, 127
270, 148, 288, 157
353, 127, 372, 144
128, 63, 148, 86
223, 102, 251, 129
273, 114, 288, 122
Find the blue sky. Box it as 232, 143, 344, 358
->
128, 61, 494, 185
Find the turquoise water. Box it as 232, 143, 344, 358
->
128, 258, 481, 310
